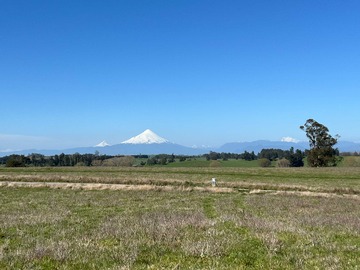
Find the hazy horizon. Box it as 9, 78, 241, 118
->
1, 128, 359, 153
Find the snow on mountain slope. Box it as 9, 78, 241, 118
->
121, 129, 170, 144
95, 140, 110, 147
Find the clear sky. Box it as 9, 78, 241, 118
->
1, 0, 360, 151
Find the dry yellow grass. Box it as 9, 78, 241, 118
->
1, 166, 360, 199
0, 181, 234, 193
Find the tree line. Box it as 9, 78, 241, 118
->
202, 148, 305, 167
0, 119, 342, 168
0, 149, 306, 167
1, 153, 102, 167
0, 153, 147, 167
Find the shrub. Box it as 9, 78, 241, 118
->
91, 160, 103, 166
258, 158, 271, 167
277, 158, 290, 167
102, 156, 135, 167
75, 162, 86, 167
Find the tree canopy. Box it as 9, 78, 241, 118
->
300, 119, 340, 167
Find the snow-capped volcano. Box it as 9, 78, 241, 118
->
95, 140, 110, 147
121, 129, 169, 144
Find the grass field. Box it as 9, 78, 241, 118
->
1, 166, 360, 193
165, 158, 262, 168
1, 166, 360, 269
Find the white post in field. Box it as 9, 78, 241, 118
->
211, 178, 216, 187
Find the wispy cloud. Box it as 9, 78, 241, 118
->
0, 134, 49, 141
0, 134, 51, 151
281, 136, 300, 143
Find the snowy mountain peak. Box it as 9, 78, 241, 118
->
95, 140, 110, 147
121, 129, 169, 144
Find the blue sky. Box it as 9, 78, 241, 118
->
1, 0, 360, 151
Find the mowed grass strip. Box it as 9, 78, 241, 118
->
0, 187, 359, 269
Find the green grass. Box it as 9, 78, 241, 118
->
338, 156, 360, 167
167, 156, 360, 168
166, 158, 266, 168
166, 158, 259, 168
0, 187, 359, 269
1, 165, 360, 268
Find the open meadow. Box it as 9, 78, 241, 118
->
1, 165, 360, 269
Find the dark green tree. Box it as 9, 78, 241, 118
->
288, 149, 304, 167
209, 151, 220, 160
5, 155, 28, 167
146, 157, 157, 166
168, 154, 175, 163
300, 119, 340, 167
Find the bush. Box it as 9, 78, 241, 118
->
91, 160, 103, 166
277, 158, 290, 167
75, 162, 86, 167
102, 156, 135, 167
258, 158, 271, 167
146, 157, 157, 166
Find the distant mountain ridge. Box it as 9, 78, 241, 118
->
1, 129, 359, 157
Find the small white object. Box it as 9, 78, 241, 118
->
211, 178, 216, 187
